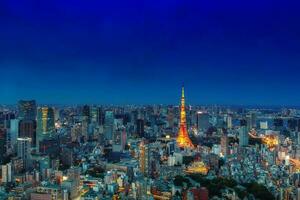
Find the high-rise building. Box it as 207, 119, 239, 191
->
37, 107, 55, 149
112, 119, 127, 152
288, 118, 298, 131
139, 141, 150, 177
17, 137, 32, 170
98, 107, 105, 126
82, 105, 90, 123
239, 120, 249, 147
245, 113, 256, 130
226, 115, 232, 129
0, 129, 7, 163
81, 119, 88, 142
297, 132, 300, 145
250, 112, 257, 128
9, 119, 19, 149
3, 113, 15, 129
1, 163, 12, 183
221, 134, 229, 157
167, 141, 175, 155
136, 119, 144, 137
54, 107, 60, 121
176, 87, 194, 149
90, 106, 99, 124
67, 167, 80, 195
274, 118, 284, 131
131, 110, 139, 124
71, 124, 81, 142
196, 111, 210, 132
19, 120, 36, 147
104, 111, 114, 140
167, 107, 175, 128
18, 100, 37, 121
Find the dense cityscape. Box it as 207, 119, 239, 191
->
0, 86, 299, 199
2, 1, 300, 199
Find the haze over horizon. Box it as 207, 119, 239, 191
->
1, 0, 300, 105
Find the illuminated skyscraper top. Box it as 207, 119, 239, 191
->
37, 107, 55, 137
18, 100, 37, 121
176, 86, 194, 149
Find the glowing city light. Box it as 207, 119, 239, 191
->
185, 161, 209, 175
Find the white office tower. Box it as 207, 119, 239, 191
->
1, 163, 12, 183
227, 115, 232, 129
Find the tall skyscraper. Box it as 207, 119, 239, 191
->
81, 118, 89, 142
82, 105, 90, 123
3, 113, 15, 129
287, 118, 298, 131
0, 129, 7, 164
90, 106, 99, 124
19, 120, 36, 147
136, 119, 144, 137
176, 87, 194, 149
37, 107, 55, 150
250, 112, 257, 128
274, 118, 284, 131
17, 137, 32, 170
239, 119, 249, 147
112, 119, 127, 152
246, 113, 256, 130
196, 111, 210, 132
18, 100, 37, 121
104, 111, 114, 140
167, 107, 175, 128
297, 132, 300, 145
9, 119, 19, 149
139, 141, 150, 177
98, 107, 105, 126
226, 115, 232, 129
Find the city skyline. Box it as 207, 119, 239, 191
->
1, 0, 300, 105
1, 1, 300, 199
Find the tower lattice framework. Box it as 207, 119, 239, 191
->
176, 87, 194, 148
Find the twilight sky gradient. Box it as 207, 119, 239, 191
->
1, 0, 300, 105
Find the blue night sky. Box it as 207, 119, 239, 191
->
1, 0, 300, 105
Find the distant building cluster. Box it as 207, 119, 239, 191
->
0, 88, 300, 199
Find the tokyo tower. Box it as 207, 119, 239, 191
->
176, 86, 195, 149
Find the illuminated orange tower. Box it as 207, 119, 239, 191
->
176, 86, 194, 148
